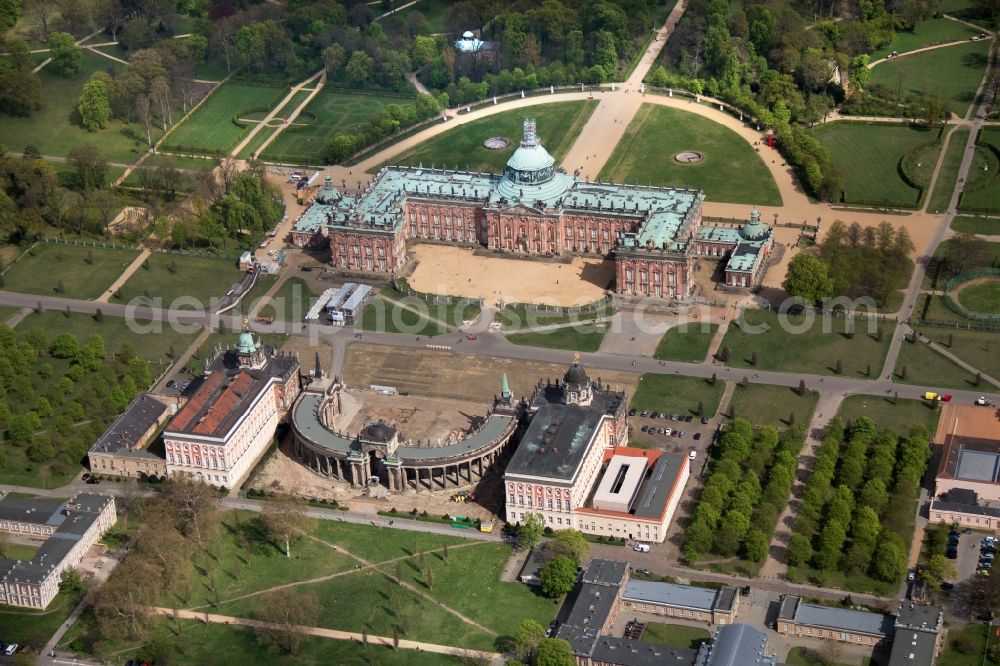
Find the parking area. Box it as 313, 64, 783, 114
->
628, 409, 719, 461
951, 531, 996, 584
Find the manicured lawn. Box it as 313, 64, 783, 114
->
390, 101, 598, 174
3, 542, 40, 560
630, 373, 725, 416
922, 239, 1000, 290
384, 542, 556, 639
724, 384, 819, 428
70, 614, 467, 666
262, 91, 415, 164
786, 646, 875, 666
938, 623, 1000, 666
0, 51, 154, 162
311, 520, 469, 564
161, 510, 357, 608
600, 104, 781, 206
359, 296, 446, 336
393, 0, 454, 33
719, 309, 892, 377
218, 566, 495, 650
836, 394, 942, 435
914, 325, 1000, 381
495, 304, 614, 332
928, 127, 969, 213
872, 18, 978, 59
506, 323, 609, 352
869, 40, 991, 116
951, 216, 1000, 234
116, 253, 245, 309
2, 243, 140, 300
653, 324, 718, 362
15, 311, 199, 364
164, 83, 288, 153
893, 335, 985, 389
960, 128, 1000, 213
0, 589, 83, 648
640, 623, 710, 651
254, 277, 319, 321
957, 278, 1000, 312
812, 122, 940, 207
787, 563, 899, 596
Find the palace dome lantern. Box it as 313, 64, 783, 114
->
740, 208, 769, 241
455, 30, 485, 53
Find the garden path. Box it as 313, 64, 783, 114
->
97, 249, 151, 303
867, 38, 984, 68
252, 71, 328, 159
149, 607, 502, 664
230, 68, 326, 159
31, 29, 103, 74
756, 391, 845, 581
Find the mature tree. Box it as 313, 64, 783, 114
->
743, 528, 769, 562
345, 50, 374, 86
253, 589, 320, 654
787, 532, 814, 567
921, 554, 956, 590
90, 555, 160, 641
539, 555, 577, 598
161, 478, 219, 543
923, 96, 949, 126
518, 511, 545, 550
0, 67, 43, 117
550, 529, 590, 564
261, 494, 314, 558
513, 618, 547, 662
322, 43, 346, 77
782, 253, 834, 305
48, 31, 82, 76
537, 638, 576, 666
0, 0, 19, 30
871, 530, 908, 582
78, 73, 112, 131
67, 143, 108, 191
24, 0, 54, 41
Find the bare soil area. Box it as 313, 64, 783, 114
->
343, 342, 640, 403
331, 390, 491, 444
406, 244, 614, 307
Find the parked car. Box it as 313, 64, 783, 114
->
740, 585, 751, 597
633, 543, 650, 553
701, 416, 710, 424
640, 425, 649, 433
689, 450, 698, 461
629, 409, 637, 416
907, 571, 916, 582
664, 428, 672, 436
641, 411, 649, 417
650, 412, 659, 419
693, 433, 702, 441
546, 620, 558, 637
685, 415, 693, 422
4, 644, 17, 656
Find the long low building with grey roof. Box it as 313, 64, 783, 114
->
0, 492, 116, 609
88, 393, 171, 480
621, 579, 739, 625
290, 119, 774, 298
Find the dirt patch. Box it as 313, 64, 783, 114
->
406, 244, 614, 307
343, 342, 640, 403
332, 390, 491, 443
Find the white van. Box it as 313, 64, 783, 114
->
633, 544, 650, 553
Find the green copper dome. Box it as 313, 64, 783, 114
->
504, 119, 555, 182
237, 329, 260, 355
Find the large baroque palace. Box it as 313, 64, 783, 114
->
291, 120, 775, 295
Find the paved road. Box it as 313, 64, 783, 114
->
2, 290, 997, 406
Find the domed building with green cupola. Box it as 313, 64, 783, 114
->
291, 119, 774, 297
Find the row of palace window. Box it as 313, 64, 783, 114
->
510, 494, 566, 511
511, 511, 568, 526
624, 269, 677, 285
167, 452, 227, 469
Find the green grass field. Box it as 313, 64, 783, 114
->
0, 589, 83, 648
957, 278, 1000, 312
15, 311, 200, 364
869, 40, 990, 116
951, 216, 1000, 234
600, 104, 781, 205
724, 384, 819, 427
0, 52, 155, 162
253, 277, 319, 321
872, 18, 978, 59
116, 253, 245, 308
262, 91, 416, 164
359, 298, 445, 337
836, 394, 941, 435
923, 239, 1000, 290
2, 243, 140, 300
392, 0, 454, 33
938, 623, 1000, 666
928, 127, 970, 212
893, 335, 984, 389
165, 83, 288, 153
653, 324, 718, 362
505, 323, 609, 352
786, 647, 875, 666
914, 325, 1000, 381
3, 542, 39, 560
640, 623, 710, 651
812, 122, 940, 207
495, 303, 615, 332
236, 88, 312, 159
959, 128, 1000, 213
630, 373, 725, 416
389, 101, 598, 174
718, 309, 892, 376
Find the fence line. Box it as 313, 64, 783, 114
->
941, 268, 1000, 323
